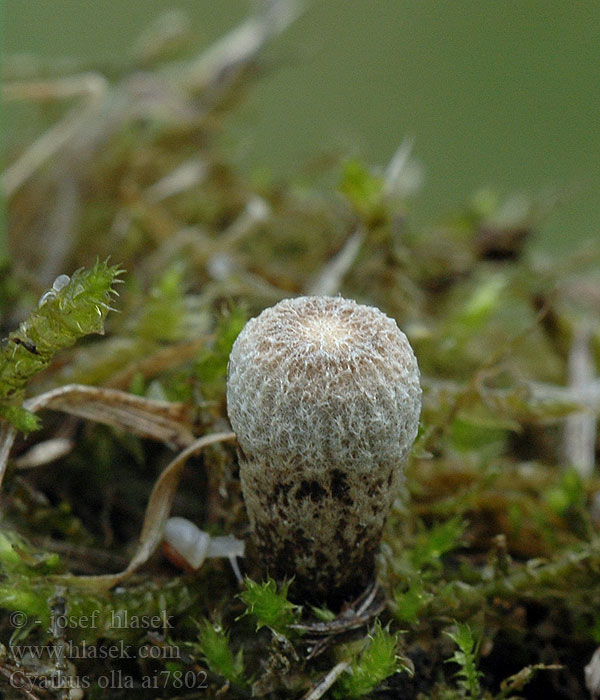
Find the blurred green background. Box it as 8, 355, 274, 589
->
4, 1, 600, 253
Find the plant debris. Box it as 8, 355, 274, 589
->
1, 2, 600, 698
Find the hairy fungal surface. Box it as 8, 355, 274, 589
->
227, 296, 421, 604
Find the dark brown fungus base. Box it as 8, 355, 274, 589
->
241, 455, 392, 606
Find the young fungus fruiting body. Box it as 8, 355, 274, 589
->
227, 296, 421, 604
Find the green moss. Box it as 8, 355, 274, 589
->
339, 159, 385, 221
196, 618, 248, 687
333, 621, 411, 698
409, 517, 467, 572
0, 261, 122, 431
238, 577, 301, 636
444, 622, 482, 700
2, 8, 599, 698
195, 303, 248, 402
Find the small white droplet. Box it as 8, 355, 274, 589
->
52, 274, 71, 292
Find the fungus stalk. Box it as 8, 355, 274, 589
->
227, 296, 421, 605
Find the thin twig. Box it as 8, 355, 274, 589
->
176, 0, 304, 96
0, 422, 17, 491
0, 665, 43, 700
48, 431, 237, 590
564, 323, 597, 476
1, 74, 107, 196
301, 661, 350, 700
306, 228, 364, 297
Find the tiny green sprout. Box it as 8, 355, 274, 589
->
444, 621, 483, 700
591, 615, 600, 644
543, 467, 585, 517
458, 274, 506, 331
137, 263, 187, 342
410, 516, 467, 572
0, 581, 53, 640
393, 579, 433, 624
334, 620, 411, 698
195, 303, 248, 401
0, 531, 62, 575
339, 159, 385, 219
196, 618, 247, 687
238, 577, 301, 635
309, 604, 337, 622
